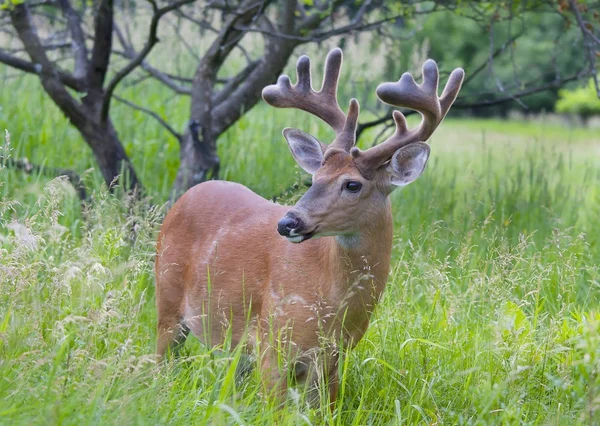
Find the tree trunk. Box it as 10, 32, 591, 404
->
70, 95, 141, 193
8, 3, 140, 195
171, 43, 297, 199
80, 118, 141, 192
172, 123, 220, 199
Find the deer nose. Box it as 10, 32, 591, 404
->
277, 214, 301, 237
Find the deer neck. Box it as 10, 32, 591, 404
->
317, 199, 393, 342
328, 199, 394, 291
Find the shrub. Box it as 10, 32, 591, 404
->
555, 78, 600, 118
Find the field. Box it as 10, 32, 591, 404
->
1, 71, 600, 425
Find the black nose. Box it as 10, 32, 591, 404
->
277, 214, 301, 237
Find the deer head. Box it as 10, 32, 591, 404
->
262, 48, 464, 243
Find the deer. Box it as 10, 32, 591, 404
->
155, 48, 464, 407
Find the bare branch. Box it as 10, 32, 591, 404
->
173, 9, 219, 34
279, 0, 296, 33
113, 95, 182, 141
190, 0, 272, 138
171, 8, 254, 64
122, 72, 153, 89
57, 0, 88, 80
569, 0, 600, 45
357, 74, 586, 140
140, 61, 193, 95
113, 22, 133, 55
205, 0, 255, 13
165, 17, 201, 61
30, 9, 68, 25
7, 158, 87, 201
162, 72, 193, 84
234, 9, 409, 43
100, 0, 197, 122
9, 4, 87, 123
204, 0, 272, 66
210, 0, 346, 136
114, 21, 193, 93
24, 0, 58, 7
0, 49, 84, 91
172, 5, 261, 64
113, 27, 194, 94
2, 41, 71, 54
462, 29, 524, 87
297, 0, 347, 31
212, 59, 260, 105
453, 74, 585, 108
88, 0, 114, 90
568, 0, 600, 97
356, 108, 398, 139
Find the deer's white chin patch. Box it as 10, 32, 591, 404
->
286, 235, 305, 244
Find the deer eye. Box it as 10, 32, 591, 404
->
344, 181, 362, 193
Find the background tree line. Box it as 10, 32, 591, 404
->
0, 0, 598, 200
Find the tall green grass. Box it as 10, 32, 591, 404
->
1, 68, 600, 424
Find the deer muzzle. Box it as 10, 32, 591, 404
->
277, 212, 314, 243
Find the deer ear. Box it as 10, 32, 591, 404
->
386, 142, 430, 187
283, 128, 325, 175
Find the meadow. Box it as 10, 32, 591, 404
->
1, 68, 600, 425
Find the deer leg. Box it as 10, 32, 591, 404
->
156, 283, 188, 358
260, 345, 288, 404
155, 257, 189, 358
327, 357, 339, 411
157, 315, 189, 358
299, 350, 339, 409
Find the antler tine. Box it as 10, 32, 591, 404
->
262, 48, 358, 152
351, 60, 465, 177
329, 97, 360, 152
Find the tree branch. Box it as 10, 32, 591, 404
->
9, 4, 87, 123
568, 0, 600, 45
166, 17, 201, 61
356, 74, 585, 140
57, 0, 88, 80
212, 59, 260, 106
113, 21, 132, 56
2, 41, 71, 54
113, 21, 192, 94
568, 0, 600, 97
234, 5, 410, 43
113, 94, 182, 141
139, 61, 192, 95
88, 0, 113, 90
210, 0, 348, 136
462, 29, 524, 87
6, 158, 87, 201
356, 108, 400, 139
279, 0, 296, 33
100, 0, 197, 122
172, 8, 254, 63
0, 48, 84, 91
190, 0, 271, 140
453, 74, 584, 108
173, 9, 219, 34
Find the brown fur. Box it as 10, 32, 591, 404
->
155, 153, 395, 406
157, 50, 464, 408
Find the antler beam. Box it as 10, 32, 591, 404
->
351, 60, 464, 176
262, 48, 359, 152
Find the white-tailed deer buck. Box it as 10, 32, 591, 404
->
155, 48, 464, 406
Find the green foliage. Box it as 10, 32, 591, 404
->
556, 79, 600, 117
376, 5, 587, 115
1, 13, 600, 419
1, 110, 600, 423
0, 0, 25, 9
